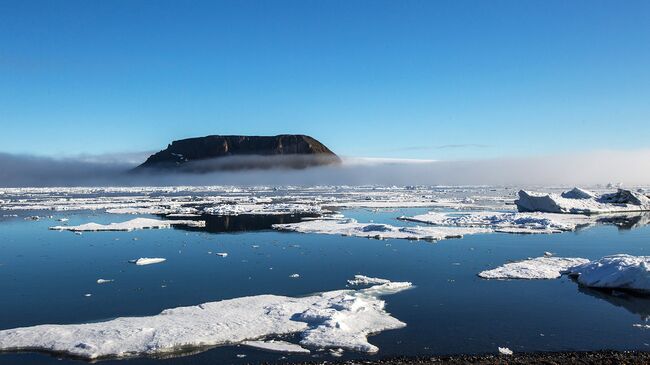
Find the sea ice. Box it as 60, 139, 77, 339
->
568, 255, 650, 293
242, 340, 310, 354
130, 258, 166, 266
478, 257, 590, 280
516, 188, 650, 214
273, 218, 490, 241
49, 218, 205, 232
498, 347, 513, 355
0, 278, 412, 359
401, 211, 593, 234
347, 275, 391, 286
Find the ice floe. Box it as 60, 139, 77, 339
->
478, 257, 590, 279
49, 218, 205, 232
401, 211, 594, 234
516, 188, 650, 214
481, 254, 650, 294
273, 218, 490, 241
242, 340, 310, 354
347, 275, 391, 286
0, 278, 411, 359
498, 347, 513, 355
130, 258, 166, 266
568, 255, 650, 293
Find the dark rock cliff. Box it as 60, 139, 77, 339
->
134, 135, 340, 172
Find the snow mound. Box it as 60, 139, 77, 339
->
273, 218, 490, 241
49, 218, 205, 232
0, 279, 412, 359
401, 211, 593, 234
568, 255, 650, 293
516, 188, 650, 214
479, 257, 590, 280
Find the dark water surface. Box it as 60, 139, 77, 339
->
1, 208, 650, 364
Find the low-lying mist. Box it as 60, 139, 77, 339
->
1, 150, 649, 187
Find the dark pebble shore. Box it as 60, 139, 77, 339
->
273, 351, 650, 365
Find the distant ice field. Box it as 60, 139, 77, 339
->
1, 185, 650, 364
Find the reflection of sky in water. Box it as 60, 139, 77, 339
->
1, 208, 650, 364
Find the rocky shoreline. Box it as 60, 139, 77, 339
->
275, 351, 650, 365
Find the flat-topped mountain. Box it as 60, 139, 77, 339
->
135, 134, 341, 172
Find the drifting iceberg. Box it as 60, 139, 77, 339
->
0, 279, 411, 359
568, 255, 650, 293
516, 188, 650, 214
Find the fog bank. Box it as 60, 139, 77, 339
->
1, 150, 649, 187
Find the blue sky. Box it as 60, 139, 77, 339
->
1, 0, 649, 160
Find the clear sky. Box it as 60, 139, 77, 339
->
1, 0, 649, 160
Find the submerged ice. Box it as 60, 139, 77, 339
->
0, 278, 412, 359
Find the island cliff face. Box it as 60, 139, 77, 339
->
135, 135, 341, 172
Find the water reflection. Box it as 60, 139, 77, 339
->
577, 285, 650, 320
165, 213, 319, 233
596, 213, 650, 230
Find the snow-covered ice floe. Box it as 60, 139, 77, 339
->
480, 254, 650, 294
401, 211, 594, 234
49, 218, 205, 232
516, 188, 650, 214
242, 340, 310, 354
130, 258, 166, 266
204, 203, 322, 216
273, 218, 490, 241
347, 275, 391, 286
0, 278, 411, 359
568, 255, 650, 293
478, 257, 590, 279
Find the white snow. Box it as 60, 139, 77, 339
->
498, 347, 513, 355
479, 257, 590, 280
273, 218, 490, 241
347, 275, 391, 286
0, 279, 412, 359
401, 211, 594, 234
130, 258, 166, 266
49, 218, 205, 232
242, 340, 310, 354
516, 188, 650, 214
568, 254, 650, 293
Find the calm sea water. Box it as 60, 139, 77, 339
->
1, 208, 650, 364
